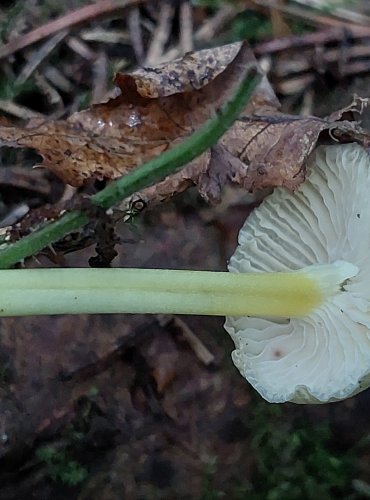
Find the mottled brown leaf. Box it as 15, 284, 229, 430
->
119, 52, 370, 207
119, 97, 370, 209
219, 97, 370, 192
120, 46, 370, 202
129, 43, 243, 98
0, 42, 257, 187
1, 42, 370, 208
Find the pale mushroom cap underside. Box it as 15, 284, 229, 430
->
224, 143, 370, 404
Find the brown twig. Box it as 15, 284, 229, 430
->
145, 1, 175, 66
255, 27, 370, 56
0, 0, 146, 60
180, 1, 193, 54
128, 6, 145, 64
252, 0, 368, 29
341, 60, 370, 78
16, 30, 69, 85
159, 315, 215, 367
91, 51, 109, 104
272, 44, 370, 79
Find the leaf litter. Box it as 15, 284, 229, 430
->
1, 42, 370, 209
1, 20, 370, 500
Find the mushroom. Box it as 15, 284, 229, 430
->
225, 143, 370, 404
0, 145, 364, 406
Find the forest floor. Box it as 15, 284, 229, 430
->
1, 1, 370, 499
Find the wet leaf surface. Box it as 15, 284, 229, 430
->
1, 42, 369, 210
0, 42, 256, 188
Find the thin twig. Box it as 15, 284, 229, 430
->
195, 3, 243, 42
128, 7, 145, 64
161, 3, 242, 64
159, 314, 215, 366
255, 27, 370, 56
44, 66, 73, 93
91, 51, 109, 105
180, 1, 193, 54
65, 36, 97, 61
0, 100, 44, 120
271, 44, 370, 79
80, 27, 130, 44
0, 0, 146, 60
16, 30, 69, 86
292, 0, 370, 25
253, 0, 370, 30
145, 1, 175, 66
34, 73, 64, 112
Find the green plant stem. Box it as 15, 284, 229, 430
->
0, 65, 261, 269
0, 267, 323, 317
0, 212, 89, 269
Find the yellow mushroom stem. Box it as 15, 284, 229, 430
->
0, 260, 357, 317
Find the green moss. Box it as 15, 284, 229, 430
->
231, 12, 273, 43
231, 11, 313, 43
201, 456, 226, 499
199, 398, 360, 499
36, 445, 88, 486
0, 79, 38, 101
0, 0, 24, 43
247, 401, 356, 500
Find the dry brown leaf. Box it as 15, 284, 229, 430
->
130, 43, 244, 98
218, 97, 370, 193
129, 43, 280, 112
0, 42, 257, 187
125, 46, 370, 203
1, 42, 370, 209
127, 97, 370, 208
110, 46, 370, 205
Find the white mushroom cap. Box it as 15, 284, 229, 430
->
225, 143, 370, 404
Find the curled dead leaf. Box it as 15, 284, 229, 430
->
1, 42, 370, 209
129, 43, 245, 98
0, 42, 258, 188
222, 96, 370, 192
123, 96, 370, 208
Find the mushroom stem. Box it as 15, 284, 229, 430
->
0, 260, 357, 317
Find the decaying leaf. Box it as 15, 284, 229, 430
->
123, 46, 370, 203
129, 43, 246, 98
1, 42, 370, 209
0, 42, 257, 188
218, 97, 370, 193
125, 98, 370, 207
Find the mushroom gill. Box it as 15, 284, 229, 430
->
225, 143, 370, 403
